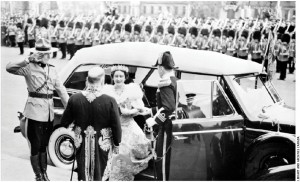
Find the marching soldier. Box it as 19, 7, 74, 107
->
7, 21, 16, 47
151, 25, 164, 44
162, 25, 174, 45
84, 22, 92, 47
58, 20, 67, 59
225, 29, 236, 56
39, 18, 50, 40
92, 22, 101, 46
110, 23, 122, 43
16, 22, 25, 55
132, 24, 142, 42
49, 20, 58, 58
27, 18, 36, 49
221, 29, 228, 54
199, 28, 210, 50
174, 26, 187, 48
288, 33, 295, 74
144, 24, 153, 42
236, 30, 249, 60
100, 22, 112, 44
277, 33, 290, 80
66, 21, 75, 60
74, 22, 84, 53
34, 19, 41, 42
186, 26, 199, 49
210, 29, 222, 53
121, 23, 132, 42
249, 30, 262, 64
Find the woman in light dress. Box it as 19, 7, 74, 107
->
102, 65, 153, 181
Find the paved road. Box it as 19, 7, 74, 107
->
1, 45, 296, 180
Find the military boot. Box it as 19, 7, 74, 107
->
39, 152, 50, 181
30, 155, 44, 181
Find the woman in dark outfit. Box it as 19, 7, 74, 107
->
61, 67, 122, 181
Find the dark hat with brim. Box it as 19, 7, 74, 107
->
153, 51, 177, 69
30, 38, 58, 53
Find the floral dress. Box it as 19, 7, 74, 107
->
102, 83, 152, 181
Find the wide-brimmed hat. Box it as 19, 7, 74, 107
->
29, 38, 58, 53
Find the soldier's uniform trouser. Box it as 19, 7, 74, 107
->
279, 61, 288, 80
252, 58, 263, 64
59, 43, 67, 58
9, 35, 16, 47
288, 57, 295, 73
28, 39, 35, 48
51, 42, 58, 58
238, 55, 248, 60
17, 42, 24, 54
155, 120, 172, 181
75, 44, 84, 53
67, 43, 75, 59
276, 57, 281, 73
84, 44, 92, 48
27, 119, 53, 156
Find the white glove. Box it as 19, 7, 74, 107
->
146, 118, 157, 127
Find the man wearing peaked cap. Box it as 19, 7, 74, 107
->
6, 38, 68, 181
146, 51, 177, 181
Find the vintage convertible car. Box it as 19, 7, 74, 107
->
16, 42, 295, 180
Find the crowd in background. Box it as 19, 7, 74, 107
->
1, 8, 296, 81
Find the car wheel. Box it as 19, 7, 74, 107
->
48, 127, 77, 170
244, 142, 295, 180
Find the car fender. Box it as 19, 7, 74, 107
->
245, 132, 295, 160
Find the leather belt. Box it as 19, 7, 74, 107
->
28, 92, 53, 99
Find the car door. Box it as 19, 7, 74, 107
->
169, 80, 245, 180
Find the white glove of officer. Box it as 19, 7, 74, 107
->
146, 117, 157, 127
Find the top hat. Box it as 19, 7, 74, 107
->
157, 25, 164, 34
189, 27, 198, 37
153, 51, 177, 69
29, 38, 58, 53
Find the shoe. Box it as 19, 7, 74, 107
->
30, 155, 44, 181
61, 57, 66, 59
39, 152, 50, 181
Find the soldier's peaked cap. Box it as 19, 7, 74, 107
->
153, 51, 177, 69
281, 33, 290, 44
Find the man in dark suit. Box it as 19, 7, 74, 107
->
61, 67, 122, 181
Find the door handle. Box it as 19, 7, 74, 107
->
174, 135, 189, 140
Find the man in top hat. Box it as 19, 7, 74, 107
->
236, 30, 249, 60
249, 30, 262, 64
6, 38, 69, 181
187, 26, 199, 49
61, 67, 122, 181
58, 20, 67, 59
16, 22, 25, 55
146, 51, 177, 181
277, 33, 290, 80
49, 20, 58, 58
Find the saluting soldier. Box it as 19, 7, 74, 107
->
186, 26, 199, 49
146, 51, 177, 181
277, 33, 290, 80
221, 29, 228, 54
16, 22, 25, 55
84, 22, 92, 47
121, 23, 132, 42
249, 30, 262, 64
58, 20, 67, 59
225, 29, 236, 56
236, 30, 249, 60
74, 22, 84, 53
27, 18, 36, 49
6, 38, 69, 181
210, 29, 222, 53
66, 21, 75, 60
49, 20, 58, 58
